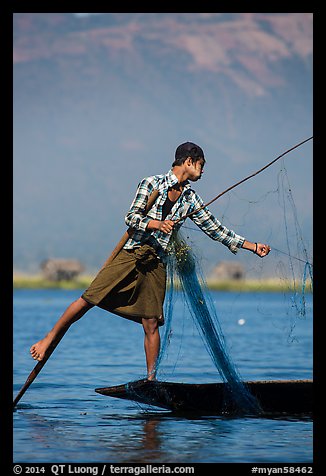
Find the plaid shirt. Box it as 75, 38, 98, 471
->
124, 169, 245, 260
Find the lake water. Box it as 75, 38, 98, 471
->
13, 289, 313, 465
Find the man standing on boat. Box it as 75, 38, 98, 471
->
30, 141, 271, 380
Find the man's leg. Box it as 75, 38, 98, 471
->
142, 317, 160, 380
30, 297, 93, 361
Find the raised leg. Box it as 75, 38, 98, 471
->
30, 297, 93, 361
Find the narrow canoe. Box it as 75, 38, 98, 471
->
95, 378, 313, 416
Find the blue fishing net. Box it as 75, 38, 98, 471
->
155, 229, 261, 415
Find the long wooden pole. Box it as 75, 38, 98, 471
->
13, 189, 160, 409
13, 329, 66, 409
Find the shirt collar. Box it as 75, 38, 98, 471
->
164, 169, 191, 192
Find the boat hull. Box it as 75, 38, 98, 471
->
95, 379, 313, 416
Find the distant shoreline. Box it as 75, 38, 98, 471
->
13, 274, 312, 293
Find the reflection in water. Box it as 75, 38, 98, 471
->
122, 417, 164, 463
98, 410, 236, 463
14, 402, 313, 463
98, 411, 166, 462
139, 418, 162, 461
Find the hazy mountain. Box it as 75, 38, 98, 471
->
13, 13, 313, 275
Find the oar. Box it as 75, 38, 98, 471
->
13, 329, 66, 409
13, 190, 160, 409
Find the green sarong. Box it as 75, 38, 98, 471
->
82, 244, 166, 325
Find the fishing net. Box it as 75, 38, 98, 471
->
222, 160, 313, 341
273, 165, 313, 337
155, 229, 261, 414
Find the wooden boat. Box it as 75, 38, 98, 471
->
95, 378, 313, 416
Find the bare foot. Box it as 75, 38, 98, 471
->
30, 336, 52, 361
147, 372, 157, 381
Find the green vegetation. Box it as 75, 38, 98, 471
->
206, 278, 312, 293
13, 274, 312, 293
13, 274, 95, 290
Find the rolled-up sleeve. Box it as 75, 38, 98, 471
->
190, 195, 245, 254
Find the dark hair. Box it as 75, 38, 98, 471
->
172, 141, 205, 167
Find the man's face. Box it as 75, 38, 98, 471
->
188, 158, 205, 181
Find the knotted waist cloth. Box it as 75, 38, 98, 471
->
82, 244, 166, 325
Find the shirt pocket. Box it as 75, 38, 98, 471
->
171, 200, 192, 221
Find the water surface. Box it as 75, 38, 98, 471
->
13, 289, 313, 463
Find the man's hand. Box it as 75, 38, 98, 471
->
147, 219, 174, 234
157, 220, 174, 234
255, 243, 271, 257
242, 240, 271, 257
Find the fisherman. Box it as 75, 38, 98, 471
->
30, 141, 271, 380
